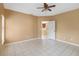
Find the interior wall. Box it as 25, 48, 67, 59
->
55, 9, 79, 44
5, 9, 38, 43
4, 6, 79, 45
0, 3, 4, 14
37, 9, 79, 45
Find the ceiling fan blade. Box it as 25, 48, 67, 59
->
48, 9, 52, 11
48, 5, 56, 8
37, 7, 44, 9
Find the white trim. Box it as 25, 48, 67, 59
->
5, 37, 79, 47
6, 38, 39, 45
57, 39, 79, 47
1, 15, 5, 45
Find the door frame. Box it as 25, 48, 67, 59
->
41, 20, 56, 40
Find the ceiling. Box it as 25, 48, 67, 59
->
4, 3, 79, 16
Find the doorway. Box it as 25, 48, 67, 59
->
41, 21, 55, 40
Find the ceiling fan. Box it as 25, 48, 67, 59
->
37, 3, 56, 12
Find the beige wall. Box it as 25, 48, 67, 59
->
0, 3, 4, 14
37, 9, 79, 45
5, 7, 79, 45
5, 9, 38, 43
55, 9, 79, 44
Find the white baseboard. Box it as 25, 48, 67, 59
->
6, 37, 39, 45
57, 39, 79, 47
5, 37, 79, 47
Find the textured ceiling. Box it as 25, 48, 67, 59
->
4, 3, 79, 16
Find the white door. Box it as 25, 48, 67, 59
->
47, 21, 55, 40
41, 21, 55, 40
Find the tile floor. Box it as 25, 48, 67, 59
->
0, 39, 79, 56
